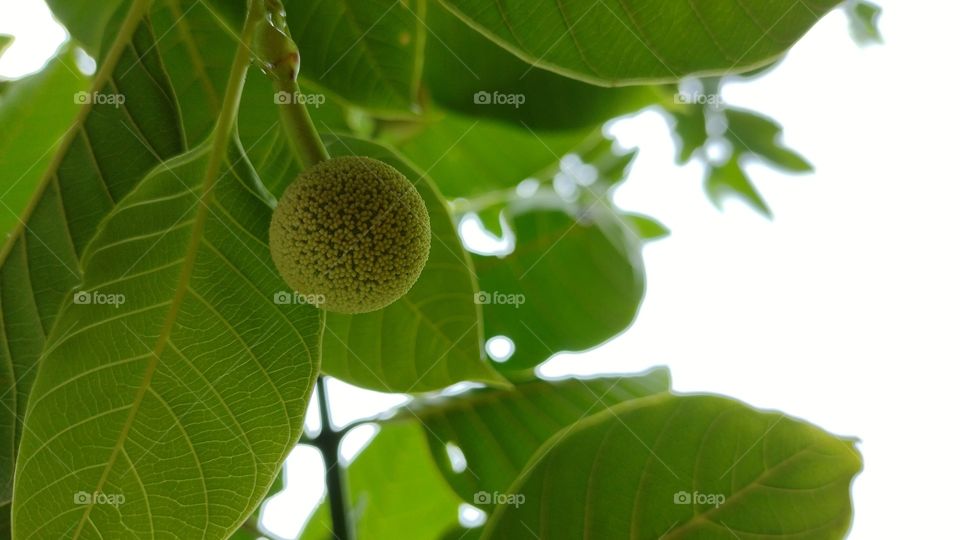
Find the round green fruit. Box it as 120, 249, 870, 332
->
269, 156, 431, 314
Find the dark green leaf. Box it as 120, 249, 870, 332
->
482, 394, 862, 539
670, 106, 708, 164
424, 4, 666, 131
439, 0, 842, 84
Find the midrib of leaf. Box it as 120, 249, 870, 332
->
68, 4, 260, 537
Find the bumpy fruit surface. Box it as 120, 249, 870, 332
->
269, 156, 430, 314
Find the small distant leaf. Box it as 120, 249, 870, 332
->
346, 422, 462, 540
846, 0, 883, 45
439, 0, 842, 85
706, 158, 772, 218
671, 106, 708, 164
626, 214, 670, 242
474, 206, 644, 372
0, 35, 12, 57
725, 108, 813, 173
398, 369, 671, 506
318, 136, 507, 393
483, 394, 862, 539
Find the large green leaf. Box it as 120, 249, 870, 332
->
318, 136, 506, 392
398, 369, 670, 508
12, 135, 320, 537
0, 49, 88, 245
388, 110, 589, 199
285, 0, 426, 115
439, 0, 841, 85
0, 18, 183, 515
346, 421, 462, 540
475, 205, 644, 372
483, 394, 861, 539
423, 3, 666, 131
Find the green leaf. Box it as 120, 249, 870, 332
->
482, 394, 862, 539
625, 214, 670, 242
389, 110, 589, 199
670, 106, 708, 164
846, 0, 883, 45
318, 135, 507, 393
399, 369, 671, 507
284, 0, 426, 115
0, 19, 183, 512
439, 0, 841, 85
0, 35, 11, 57
12, 135, 320, 537
346, 422, 462, 540
423, 4, 666, 131
299, 498, 333, 540
0, 48, 88, 242
474, 206, 644, 372
706, 157, 772, 218
44, 0, 128, 58
725, 108, 813, 173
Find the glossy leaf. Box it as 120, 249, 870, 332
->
399, 369, 671, 507
483, 394, 862, 539
474, 206, 644, 372
0, 20, 183, 515
439, 0, 842, 85
12, 136, 319, 537
318, 136, 507, 393
423, 3, 666, 131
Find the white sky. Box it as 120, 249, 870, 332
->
2, 0, 958, 538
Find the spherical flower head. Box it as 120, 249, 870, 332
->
270, 156, 431, 314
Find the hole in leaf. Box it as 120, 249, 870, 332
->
459, 503, 487, 528
485, 335, 515, 363
445, 442, 467, 474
